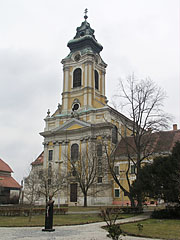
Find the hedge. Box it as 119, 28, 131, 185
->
0, 207, 68, 216
152, 206, 180, 219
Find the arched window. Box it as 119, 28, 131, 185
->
73, 68, 82, 88
71, 144, 79, 162
112, 126, 118, 144
95, 70, 99, 90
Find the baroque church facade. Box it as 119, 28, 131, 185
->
25, 12, 180, 207
29, 13, 132, 206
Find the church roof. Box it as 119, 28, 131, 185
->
114, 128, 180, 158
0, 158, 13, 173
31, 152, 44, 166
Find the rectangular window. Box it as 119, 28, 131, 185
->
114, 166, 119, 175
112, 126, 118, 144
98, 158, 102, 174
72, 169, 77, 176
131, 165, 136, 174
70, 183, 78, 202
124, 191, 128, 196
97, 144, 102, 157
48, 150, 53, 161
97, 177, 102, 183
114, 189, 120, 198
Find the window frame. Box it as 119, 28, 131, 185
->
98, 158, 102, 175
97, 144, 102, 157
112, 126, 118, 144
114, 189, 120, 198
114, 166, 119, 175
48, 150, 53, 161
130, 164, 136, 174
97, 176, 102, 183
73, 68, 82, 88
95, 70, 99, 90
71, 143, 79, 162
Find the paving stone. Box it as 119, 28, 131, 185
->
0, 213, 162, 240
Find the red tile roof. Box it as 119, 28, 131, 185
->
0, 175, 21, 189
0, 159, 13, 173
114, 129, 180, 157
31, 152, 44, 166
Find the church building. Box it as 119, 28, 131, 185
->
39, 11, 132, 206
24, 11, 180, 207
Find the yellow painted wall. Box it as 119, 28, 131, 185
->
67, 124, 83, 130
112, 160, 136, 202
96, 114, 104, 119
121, 125, 132, 137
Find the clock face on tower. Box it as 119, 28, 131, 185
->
72, 103, 79, 111
74, 54, 81, 62
72, 99, 80, 111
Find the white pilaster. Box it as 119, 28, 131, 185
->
102, 73, 105, 96
88, 64, 92, 87
85, 64, 88, 87
53, 142, 60, 164
64, 70, 69, 92
43, 143, 48, 169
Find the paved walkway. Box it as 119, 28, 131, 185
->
0, 212, 162, 240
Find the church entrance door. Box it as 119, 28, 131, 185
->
70, 183, 77, 202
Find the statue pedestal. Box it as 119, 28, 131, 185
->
42, 228, 55, 232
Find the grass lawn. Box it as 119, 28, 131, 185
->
121, 218, 180, 240
0, 213, 136, 227
0, 214, 102, 227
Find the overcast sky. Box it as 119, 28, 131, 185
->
0, 0, 179, 183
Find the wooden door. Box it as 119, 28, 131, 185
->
70, 183, 77, 202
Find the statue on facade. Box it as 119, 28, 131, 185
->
42, 195, 55, 232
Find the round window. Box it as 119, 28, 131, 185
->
72, 103, 79, 111
74, 54, 80, 62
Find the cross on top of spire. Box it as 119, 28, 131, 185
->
84, 8, 88, 21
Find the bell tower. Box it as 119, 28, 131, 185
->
61, 10, 107, 114
39, 10, 133, 207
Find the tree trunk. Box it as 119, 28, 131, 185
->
83, 193, 87, 207
128, 194, 135, 207
136, 191, 143, 211
136, 155, 143, 210
28, 206, 33, 222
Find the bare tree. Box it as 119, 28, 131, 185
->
108, 75, 171, 208
37, 167, 66, 204
67, 141, 109, 207
24, 169, 41, 221
24, 165, 66, 207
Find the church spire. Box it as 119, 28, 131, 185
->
67, 10, 103, 54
